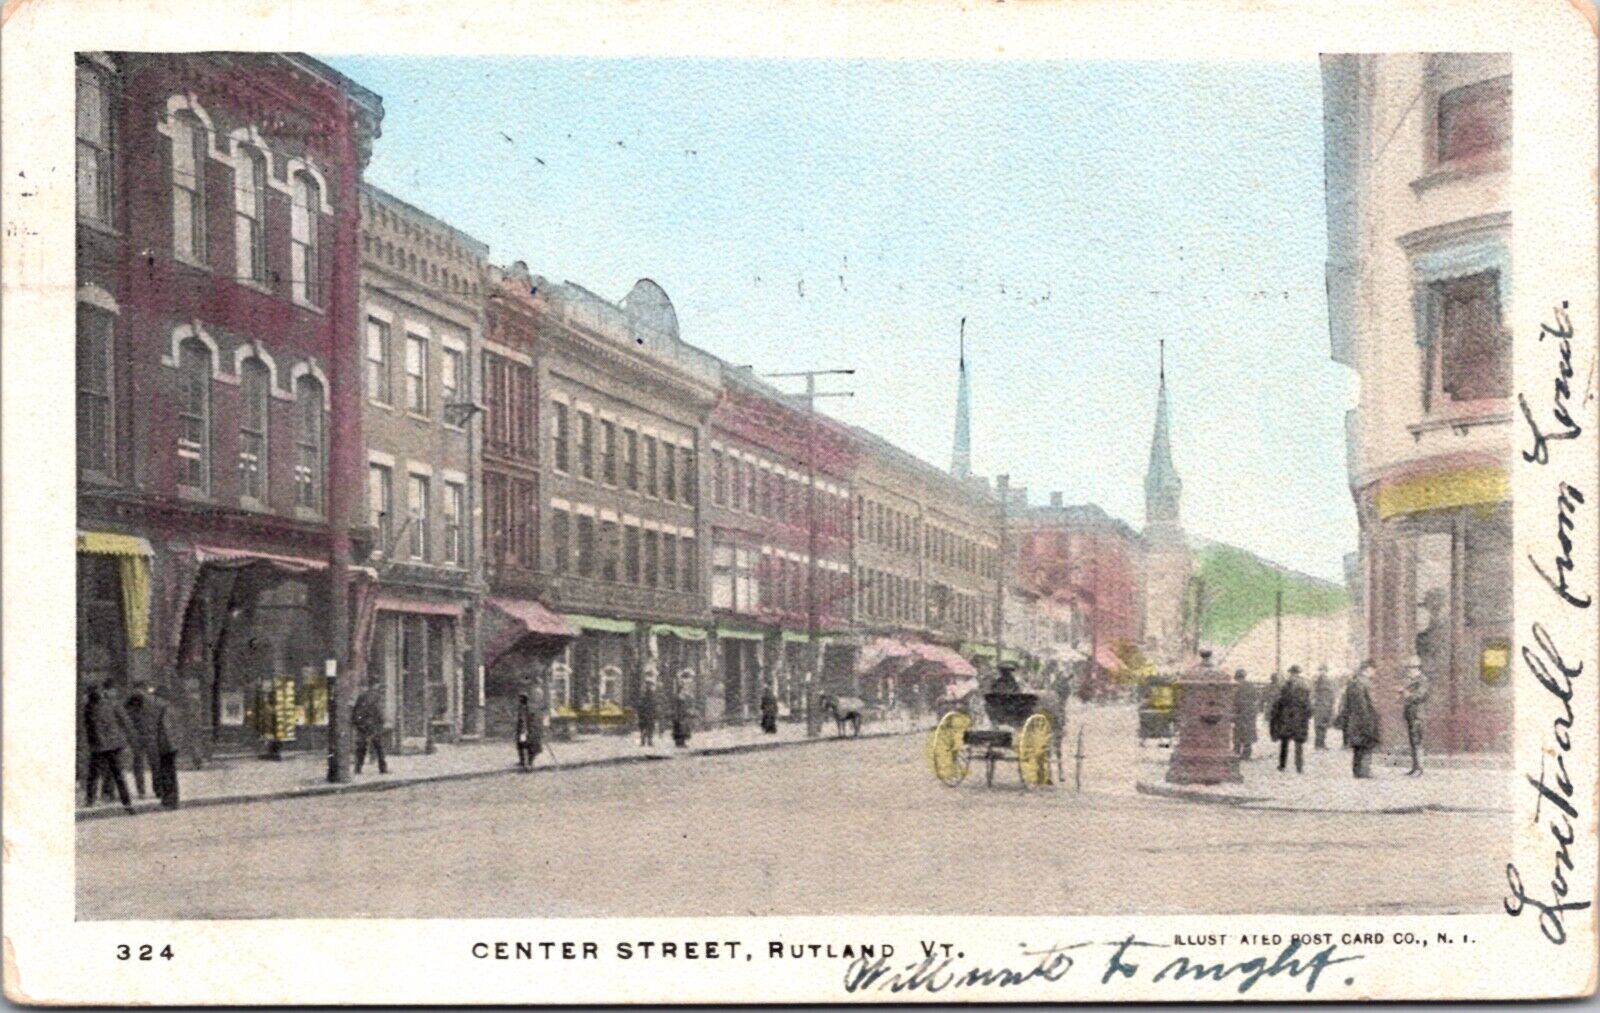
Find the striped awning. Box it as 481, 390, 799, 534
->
716, 625, 767, 642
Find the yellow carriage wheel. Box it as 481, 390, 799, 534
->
1017, 712, 1055, 787
927, 710, 972, 786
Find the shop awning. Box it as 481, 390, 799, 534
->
565, 613, 637, 635
194, 545, 328, 572
716, 625, 767, 642
781, 629, 834, 645
859, 637, 915, 671
651, 623, 708, 642
961, 641, 997, 660
489, 597, 576, 638
910, 642, 978, 678
77, 531, 152, 557
1094, 643, 1125, 673
374, 592, 465, 618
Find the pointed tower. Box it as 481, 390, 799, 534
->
951, 318, 972, 479
1140, 341, 1191, 663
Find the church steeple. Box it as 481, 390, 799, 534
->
951, 318, 972, 479
1144, 340, 1182, 528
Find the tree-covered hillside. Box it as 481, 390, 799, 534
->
1186, 542, 1349, 647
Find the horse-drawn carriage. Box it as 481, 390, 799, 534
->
927, 690, 1064, 788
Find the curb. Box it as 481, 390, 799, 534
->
1134, 779, 1510, 816
77, 727, 919, 822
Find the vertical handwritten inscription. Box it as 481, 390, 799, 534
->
1506, 302, 1593, 945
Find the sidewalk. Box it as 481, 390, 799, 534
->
77, 713, 925, 821
1133, 744, 1510, 814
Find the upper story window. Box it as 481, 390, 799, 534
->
76, 65, 114, 227
682, 448, 696, 506
441, 346, 463, 409
238, 358, 270, 503
624, 428, 639, 490
176, 338, 212, 493
76, 305, 114, 477
712, 450, 726, 505
369, 463, 393, 553
730, 458, 744, 511
366, 317, 391, 403
577, 411, 595, 480
407, 473, 430, 560
643, 436, 659, 497
601, 420, 617, 485
405, 333, 428, 414
552, 401, 570, 473
1437, 76, 1510, 165
234, 148, 268, 284
295, 375, 325, 513
663, 443, 678, 501
1428, 270, 1509, 404
290, 173, 322, 307
170, 113, 208, 265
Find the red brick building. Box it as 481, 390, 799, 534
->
75, 52, 382, 758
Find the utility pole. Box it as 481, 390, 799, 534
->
1274, 576, 1284, 677
994, 473, 1009, 671
763, 368, 854, 738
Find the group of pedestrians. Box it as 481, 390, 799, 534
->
1228, 658, 1426, 780
80, 682, 183, 813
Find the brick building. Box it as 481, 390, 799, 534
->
75, 52, 382, 757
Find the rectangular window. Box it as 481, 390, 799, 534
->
624, 525, 641, 583
171, 114, 206, 264
712, 450, 726, 505
711, 542, 735, 609
234, 149, 267, 284
366, 317, 391, 403
601, 420, 617, 484
575, 514, 595, 576
1437, 75, 1511, 164
552, 402, 570, 473
484, 471, 505, 564
735, 548, 758, 610
76, 305, 113, 476
444, 481, 464, 564
577, 411, 595, 480
405, 334, 428, 414
238, 361, 269, 502
746, 466, 757, 516
682, 448, 696, 505
624, 428, 639, 490
682, 535, 698, 593
176, 341, 211, 492
483, 354, 506, 452
1429, 271, 1509, 404
408, 474, 430, 560
290, 174, 321, 305
441, 346, 463, 409
369, 464, 392, 553
515, 476, 538, 566
663, 443, 678, 501
551, 508, 570, 573
76, 66, 113, 225
643, 530, 659, 587
730, 459, 744, 511
644, 436, 659, 497
662, 533, 678, 590
600, 519, 619, 581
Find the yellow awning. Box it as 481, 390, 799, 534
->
77, 531, 153, 557
1376, 465, 1507, 520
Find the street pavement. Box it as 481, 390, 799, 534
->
77, 703, 1508, 920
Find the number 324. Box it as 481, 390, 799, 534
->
116, 944, 173, 961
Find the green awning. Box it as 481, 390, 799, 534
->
782, 629, 820, 644
1000, 648, 1025, 665
564, 613, 638, 635
716, 625, 768, 642
651, 623, 708, 642
961, 642, 997, 659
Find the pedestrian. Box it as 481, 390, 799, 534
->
759, 679, 779, 734
125, 689, 182, 809
671, 676, 694, 748
123, 686, 155, 800
637, 678, 658, 748
1269, 665, 1312, 773
351, 682, 389, 775
1312, 664, 1336, 749
1231, 669, 1258, 759
514, 692, 542, 769
1344, 662, 1381, 778
1401, 656, 1430, 776
83, 684, 136, 814
1260, 671, 1283, 720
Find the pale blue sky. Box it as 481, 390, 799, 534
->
325, 56, 1357, 582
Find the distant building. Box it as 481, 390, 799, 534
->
75, 52, 382, 758
1321, 52, 1512, 751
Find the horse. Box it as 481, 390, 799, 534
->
820, 693, 865, 738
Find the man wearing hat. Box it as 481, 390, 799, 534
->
1231, 670, 1258, 759
1401, 656, 1430, 776
1268, 665, 1313, 774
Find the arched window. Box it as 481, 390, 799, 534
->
294, 374, 324, 512
170, 112, 207, 264
290, 173, 321, 306
238, 358, 270, 502
176, 338, 212, 493
234, 147, 268, 284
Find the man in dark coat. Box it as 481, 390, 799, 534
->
351, 683, 389, 774
1311, 665, 1336, 749
83, 685, 136, 813
637, 679, 658, 747
1269, 665, 1313, 773
1232, 670, 1258, 759
126, 689, 183, 809
671, 681, 693, 748
1401, 656, 1430, 776
514, 692, 542, 769
1344, 662, 1382, 778
124, 687, 155, 800
759, 680, 779, 734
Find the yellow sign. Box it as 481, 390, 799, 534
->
1376, 465, 1507, 521
1481, 641, 1510, 685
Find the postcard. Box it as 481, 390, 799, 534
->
2, 0, 1597, 1004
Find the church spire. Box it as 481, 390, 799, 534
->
1145, 340, 1182, 528
951, 318, 972, 479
